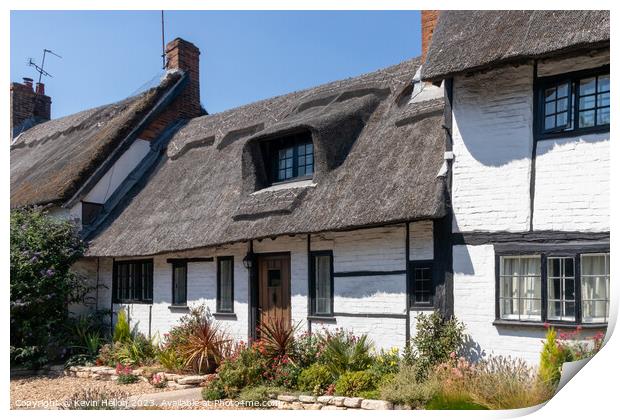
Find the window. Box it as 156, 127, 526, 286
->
217, 257, 234, 313
409, 261, 434, 307
496, 251, 610, 324
310, 251, 333, 316
547, 257, 575, 321
581, 254, 610, 323
261, 131, 314, 185
172, 262, 187, 306
81, 201, 103, 226
536, 66, 609, 138
499, 256, 542, 321
113, 260, 153, 303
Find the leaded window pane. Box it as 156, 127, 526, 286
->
218, 258, 233, 312
547, 257, 576, 321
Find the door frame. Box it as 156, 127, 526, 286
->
249, 251, 291, 340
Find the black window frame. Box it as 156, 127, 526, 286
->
260, 131, 315, 185
535, 65, 610, 140
494, 246, 609, 327
216, 256, 235, 314
171, 261, 188, 306
309, 250, 334, 316
112, 259, 154, 304
408, 260, 435, 309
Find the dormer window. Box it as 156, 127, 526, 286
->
261, 131, 314, 185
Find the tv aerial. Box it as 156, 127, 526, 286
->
27, 49, 62, 85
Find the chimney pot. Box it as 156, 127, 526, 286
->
35, 82, 45, 95
23, 77, 34, 89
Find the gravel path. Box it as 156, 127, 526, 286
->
10, 373, 165, 410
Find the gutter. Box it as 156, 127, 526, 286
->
63, 71, 189, 209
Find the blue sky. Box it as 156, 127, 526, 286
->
11, 10, 421, 118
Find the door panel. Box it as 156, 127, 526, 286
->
258, 255, 291, 328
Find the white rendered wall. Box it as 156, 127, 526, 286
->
533, 133, 609, 231
93, 222, 435, 352
453, 244, 547, 365
84, 139, 150, 204
451, 64, 534, 233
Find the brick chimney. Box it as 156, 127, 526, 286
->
10, 77, 52, 139
421, 10, 439, 61
140, 38, 202, 141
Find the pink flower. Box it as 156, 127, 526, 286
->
449, 352, 456, 359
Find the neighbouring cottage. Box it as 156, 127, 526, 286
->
9, 11, 610, 364
422, 10, 610, 363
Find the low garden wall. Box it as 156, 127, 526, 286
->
270, 394, 398, 410
65, 366, 208, 389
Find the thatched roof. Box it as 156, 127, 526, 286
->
422, 10, 610, 81
87, 57, 447, 257
10, 72, 184, 208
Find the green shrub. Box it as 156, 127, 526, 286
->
379, 365, 440, 408
297, 363, 334, 395
113, 309, 131, 343
115, 333, 157, 366
217, 344, 268, 397
539, 328, 573, 386
334, 370, 377, 397
294, 332, 321, 369
202, 380, 225, 401
369, 347, 401, 377
238, 385, 279, 408
409, 311, 465, 379
10, 208, 87, 368
157, 345, 186, 372
317, 329, 373, 377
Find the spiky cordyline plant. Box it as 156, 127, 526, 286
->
179, 319, 231, 374
256, 316, 301, 359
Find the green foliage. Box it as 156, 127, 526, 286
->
334, 370, 378, 397
538, 328, 571, 386
467, 355, 553, 409
297, 363, 334, 395
10, 208, 87, 368
369, 347, 401, 377
317, 329, 373, 377
217, 345, 268, 397
426, 393, 488, 410
202, 380, 226, 401
294, 332, 321, 369
113, 309, 131, 343
238, 385, 280, 408
116, 364, 139, 384
379, 364, 440, 408
409, 311, 465, 379
114, 333, 157, 366
157, 345, 186, 372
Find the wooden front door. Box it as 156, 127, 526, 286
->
257, 254, 291, 328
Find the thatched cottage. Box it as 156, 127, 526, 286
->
10, 11, 610, 363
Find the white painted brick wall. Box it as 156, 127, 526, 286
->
409, 220, 433, 260
451, 64, 534, 233
90, 224, 428, 350
453, 244, 547, 365
311, 317, 407, 351
533, 134, 609, 231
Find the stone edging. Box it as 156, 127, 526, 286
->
270, 394, 399, 410
65, 366, 208, 389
